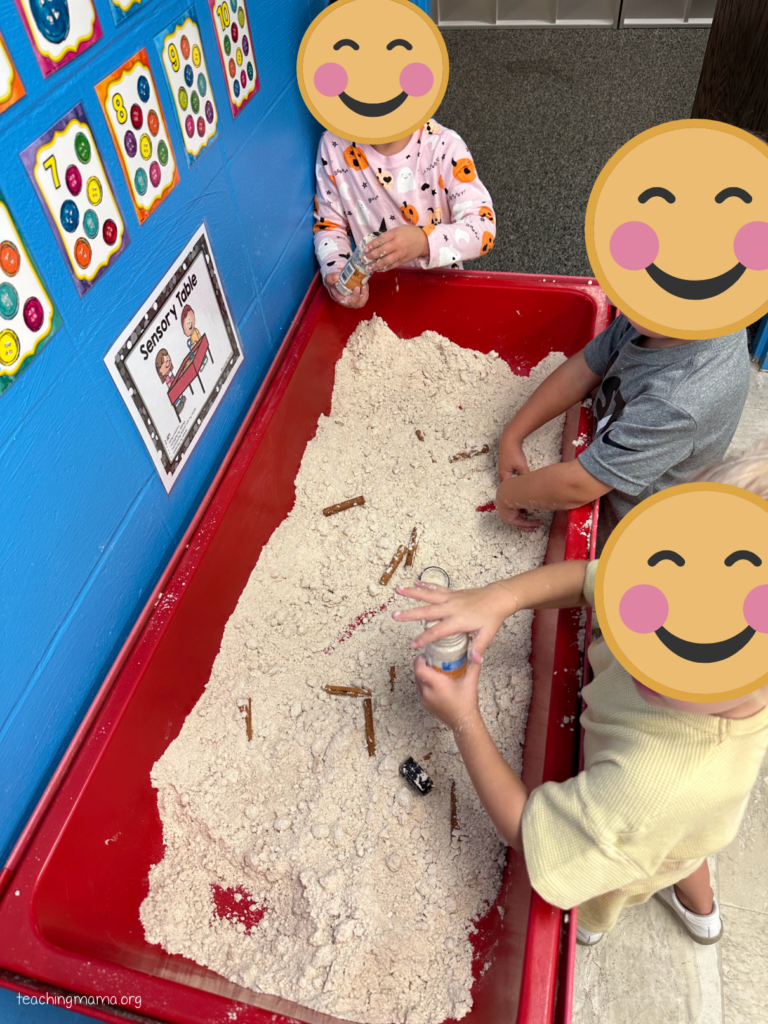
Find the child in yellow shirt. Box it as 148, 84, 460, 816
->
393, 441, 768, 944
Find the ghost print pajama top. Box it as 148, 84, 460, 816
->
312, 120, 497, 281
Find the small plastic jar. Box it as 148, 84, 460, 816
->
419, 567, 469, 679
335, 232, 379, 297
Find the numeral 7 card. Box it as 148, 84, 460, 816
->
207, 0, 259, 117
96, 50, 180, 224
156, 8, 219, 166
21, 104, 129, 296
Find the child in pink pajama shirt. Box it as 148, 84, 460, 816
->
313, 118, 497, 308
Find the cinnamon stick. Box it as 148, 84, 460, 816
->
325, 685, 372, 697
380, 544, 407, 585
423, 752, 432, 761
389, 665, 396, 692
237, 699, 253, 742
450, 780, 458, 835
415, 430, 425, 441
449, 445, 490, 463
323, 495, 365, 517
363, 698, 376, 756
405, 527, 418, 568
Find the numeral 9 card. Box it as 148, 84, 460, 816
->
156, 9, 218, 166
96, 49, 180, 224
207, 0, 259, 117
21, 104, 129, 296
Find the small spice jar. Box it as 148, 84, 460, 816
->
335, 232, 379, 297
419, 567, 469, 679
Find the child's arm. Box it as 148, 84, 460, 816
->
425, 129, 497, 268
395, 559, 588, 663
313, 138, 367, 307
498, 350, 602, 480
402, 560, 590, 852
496, 459, 612, 530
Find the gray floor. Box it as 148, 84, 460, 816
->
436, 28, 710, 276
434, 26, 767, 1024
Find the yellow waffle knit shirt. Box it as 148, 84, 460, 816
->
521, 560, 768, 933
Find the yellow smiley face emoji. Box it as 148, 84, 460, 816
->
596, 484, 768, 702
586, 120, 768, 340
297, 0, 449, 145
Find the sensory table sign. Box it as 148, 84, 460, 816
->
14, 0, 102, 77
21, 105, 129, 297
0, 30, 25, 116
96, 50, 180, 224
104, 223, 244, 491
207, 0, 259, 117
156, 9, 219, 166
0, 192, 61, 394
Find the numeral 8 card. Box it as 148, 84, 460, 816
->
207, 0, 259, 117
0, 191, 61, 393
156, 9, 218, 166
96, 50, 180, 224
21, 104, 129, 296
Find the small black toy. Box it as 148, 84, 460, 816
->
399, 757, 434, 795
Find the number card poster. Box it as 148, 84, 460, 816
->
104, 224, 244, 490
208, 0, 259, 117
0, 192, 61, 395
96, 50, 179, 224
21, 104, 129, 297
0, 31, 25, 116
14, 0, 102, 77
156, 9, 219, 166
108, 0, 148, 26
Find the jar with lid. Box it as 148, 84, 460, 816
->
335, 232, 379, 298
419, 567, 469, 680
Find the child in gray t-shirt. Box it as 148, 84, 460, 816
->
496, 314, 750, 550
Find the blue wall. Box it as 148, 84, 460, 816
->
0, 0, 327, 1018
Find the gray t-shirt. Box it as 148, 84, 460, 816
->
578, 315, 750, 551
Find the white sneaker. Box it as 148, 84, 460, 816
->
655, 886, 723, 944
576, 924, 604, 946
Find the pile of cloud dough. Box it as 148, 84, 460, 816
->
141, 315, 566, 1024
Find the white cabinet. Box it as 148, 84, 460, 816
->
435, 0, 714, 27
620, 0, 716, 25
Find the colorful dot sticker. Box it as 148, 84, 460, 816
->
22, 104, 128, 294
103, 219, 117, 245
157, 15, 219, 166
0, 241, 20, 277
83, 208, 99, 238
0, 193, 59, 387
0, 282, 19, 319
208, 0, 258, 117
96, 50, 179, 223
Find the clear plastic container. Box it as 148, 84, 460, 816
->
419, 566, 469, 679
335, 232, 379, 297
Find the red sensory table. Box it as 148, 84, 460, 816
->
0, 268, 612, 1024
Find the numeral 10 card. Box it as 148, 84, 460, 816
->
21, 105, 129, 296
157, 9, 218, 166
96, 50, 179, 224
207, 0, 259, 117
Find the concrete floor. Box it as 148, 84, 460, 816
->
575, 363, 768, 1024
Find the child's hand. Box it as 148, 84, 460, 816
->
393, 580, 516, 664
413, 656, 481, 731
497, 427, 530, 482
364, 226, 429, 272
496, 478, 541, 531
324, 271, 369, 308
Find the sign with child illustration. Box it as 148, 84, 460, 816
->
104, 224, 243, 491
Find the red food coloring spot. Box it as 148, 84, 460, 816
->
324, 594, 397, 654
211, 884, 265, 934
476, 502, 496, 513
